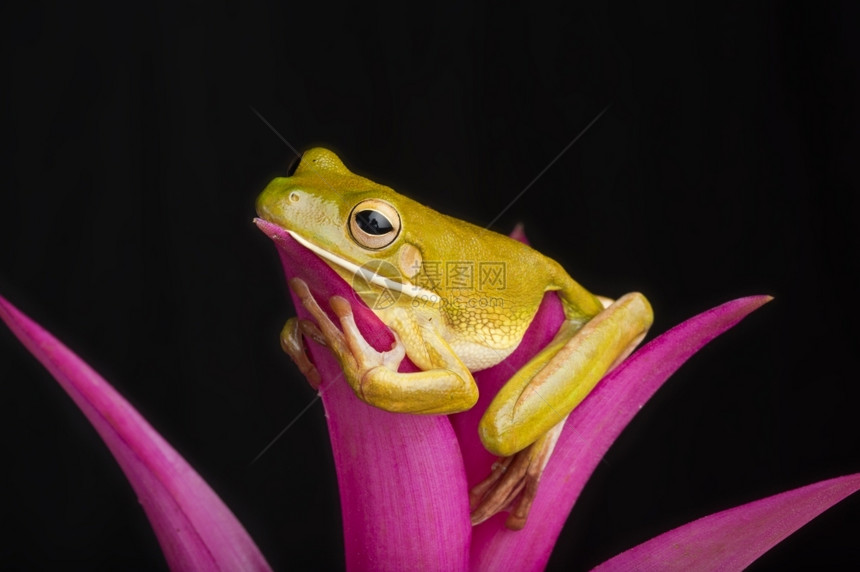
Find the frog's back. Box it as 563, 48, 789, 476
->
403, 212, 562, 368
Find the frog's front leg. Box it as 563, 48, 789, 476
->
280, 317, 323, 389
472, 292, 653, 528
287, 278, 479, 414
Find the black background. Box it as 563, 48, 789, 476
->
1, 3, 858, 570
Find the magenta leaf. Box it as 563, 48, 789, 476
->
468, 296, 774, 570
594, 472, 860, 571
258, 215, 806, 570
0, 295, 272, 572
5, 212, 849, 571
256, 218, 472, 571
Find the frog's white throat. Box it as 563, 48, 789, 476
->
286, 230, 435, 300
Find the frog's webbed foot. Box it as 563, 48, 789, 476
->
469, 420, 565, 530
286, 277, 478, 414
286, 278, 406, 393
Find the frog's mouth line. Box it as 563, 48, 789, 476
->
285, 229, 436, 301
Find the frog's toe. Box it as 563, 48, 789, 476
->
329, 295, 353, 319
288, 278, 350, 352
469, 420, 565, 530
469, 454, 527, 526
297, 319, 325, 346
280, 317, 322, 389
330, 296, 406, 371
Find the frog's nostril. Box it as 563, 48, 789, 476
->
289, 191, 300, 203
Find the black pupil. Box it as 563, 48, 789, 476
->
355, 210, 393, 235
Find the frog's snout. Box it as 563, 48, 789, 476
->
255, 178, 296, 223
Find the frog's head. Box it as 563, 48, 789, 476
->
256, 148, 429, 293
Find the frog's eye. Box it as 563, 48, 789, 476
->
349, 199, 401, 249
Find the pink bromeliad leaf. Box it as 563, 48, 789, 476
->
3, 215, 852, 571
3, 217, 851, 570
256, 218, 472, 570
595, 472, 860, 570
0, 295, 272, 572
467, 296, 775, 570
257, 217, 856, 571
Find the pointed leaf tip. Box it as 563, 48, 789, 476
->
471, 295, 772, 569
595, 472, 860, 571
509, 223, 529, 245
0, 294, 273, 571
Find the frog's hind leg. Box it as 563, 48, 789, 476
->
469, 417, 566, 530
471, 292, 653, 529
479, 292, 653, 458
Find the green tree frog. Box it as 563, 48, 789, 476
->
256, 148, 653, 529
